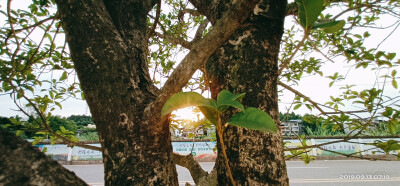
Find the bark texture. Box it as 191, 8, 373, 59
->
0, 128, 88, 186
55, 0, 259, 185
55, 0, 177, 185
193, 0, 290, 185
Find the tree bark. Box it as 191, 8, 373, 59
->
55, 0, 177, 185
0, 128, 88, 186
196, 0, 290, 185
55, 0, 259, 185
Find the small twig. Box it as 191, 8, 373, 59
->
285, 149, 312, 160
8, 77, 101, 152
11, 16, 56, 34
7, 0, 21, 66
278, 30, 310, 75
278, 80, 326, 115
285, 139, 347, 151
154, 32, 192, 49
345, 78, 387, 138
306, 35, 335, 63
22, 18, 56, 73
147, 0, 161, 40
317, 146, 397, 161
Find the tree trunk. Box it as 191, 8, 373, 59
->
55, 0, 178, 185
0, 128, 88, 186
200, 0, 290, 185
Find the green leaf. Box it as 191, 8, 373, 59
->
323, 20, 345, 33
313, 20, 343, 29
228, 107, 277, 133
392, 70, 397, 77
387, 121, 398, 134
16, 130, 24, 136
296, 0, 324, 29
2, 82, 13, 92
55, 101, 62, 109
386, 53, 396, 60
217, 90, 245, 112
59, 71, 67, 81
393, 79, 398, 89
294, 104, 302, 110
198, 104, 218, 125
161, 92, 217, 117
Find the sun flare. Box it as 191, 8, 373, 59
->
172, 107, 204, 121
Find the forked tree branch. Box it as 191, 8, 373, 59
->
149, 0, 260, 119
277, 30, 309, 75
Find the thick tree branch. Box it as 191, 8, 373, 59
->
173, 153, 218, 186
147, 0, 161, 40
0, 128, 89, 185
178, 9, 201, 21
285, 2, 298, 16
149, 0, 260, 120
193, 20, 210, 42
173, 153, 208, 184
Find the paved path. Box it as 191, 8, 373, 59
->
64, 160, 400, 185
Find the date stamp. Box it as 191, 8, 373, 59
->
339, 174, 390, 180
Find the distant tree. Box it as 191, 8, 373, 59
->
49, 116, 78, 134
0, 116, 11, 125
0, 116, 34, 138
0, 116, 12, 131
301, 114, 320, 133
67, 115, 93, 128
77, 128, 99, 141
280, 112, 303, 121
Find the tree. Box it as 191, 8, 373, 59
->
48, 115, 78, 133
1, 0, 400, 185
0, 116, 11, 125
67, 115, 93, 128
198, 1, 290, 184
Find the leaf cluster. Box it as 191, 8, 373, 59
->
161, 90, 277, 133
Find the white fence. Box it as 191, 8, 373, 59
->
35, 138, 400, 161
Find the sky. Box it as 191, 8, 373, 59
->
0, 1, 399, 119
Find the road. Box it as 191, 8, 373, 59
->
64, 160, 400, 186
